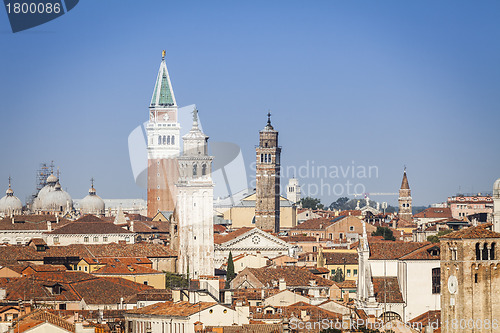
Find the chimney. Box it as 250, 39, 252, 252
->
47, 221, 52, 232
130, 221, 134, 232
279, 278, 286, 291
11, 217, 14, 224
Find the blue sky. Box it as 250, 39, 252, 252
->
1, 1, 499, 207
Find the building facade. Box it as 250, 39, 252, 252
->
255, 113, 281, 233
441, 225, 500, 333
447, 194, 493, 220
175, 109, 215, 279
494, 178, 500, 232
146, 51, 180, 217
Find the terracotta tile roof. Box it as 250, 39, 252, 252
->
414, 207, 452, 219
441, 224, 500, 239
335, 280, 356, 289
207, 324, 283, 333
279, 236, 317, 242
369, 241, 430, 260
126, 289, 172, 302
82, 257, 152, 266
0, 215, 70, 231
244, 266, 333, 288
214, 227, 254, 244
214, 224, 227, 233
124, 213, 151, 221
409, 310, 441, 327
322, 252, 358, 265
127, 301, 217, 316
372, 277, 404, 303
252, 302, 342, 322
291, 218, 334, 230
13, 309, 75, 332
0, 243, 176, 267
233, 288, 280, 300
92, 263, 161, 275
398, 243, 440, 260
23, 264, 67, 273
74, 214, 106, 223
46, 220, 134, 235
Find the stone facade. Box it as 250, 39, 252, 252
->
175, 110, 214, 279
440, 225, 500, 333
493, 178, 500, 232
255, 113, 281, 233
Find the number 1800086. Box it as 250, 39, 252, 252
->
6, 2, 61, 14
444, 319, 499, 330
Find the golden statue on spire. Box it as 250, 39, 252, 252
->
162, 50, 166, 60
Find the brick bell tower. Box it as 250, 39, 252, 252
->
146, 51, 180, 217
398, 168, 413, 222
255, 112, 281, 233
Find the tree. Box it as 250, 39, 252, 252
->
300, 196, 324, 210
225, 251, 235, 288
165, 272, 189, 289
427, 229, 453, 243
372, 226, 396, 241
331, 267, 344, 282
329, 197, 350, 210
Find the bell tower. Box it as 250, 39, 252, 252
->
398, 168, 412, 222
255, 113, 281, 233
146, 51, 180, 217
176, 109, 214, 278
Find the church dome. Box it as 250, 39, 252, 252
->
46, 174, 58, 184
80, 186, 105, 215
40, 182, 73, 212
0, 184, 23, 215
494, 178, 500, 197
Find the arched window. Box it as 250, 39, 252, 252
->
264, 154, 268, 163
202, 164, 207, 176
268, 154, 272, 163
432, 268, 440, 294
193, 164, 197, 176
482, 243, 489, 260
158, 136, 162, 145
260, 154, 264, 163
476, 243, 481, 260
163, 135, 166, 145
491, 243, 496, 260
167, 136, 171, 145
171, 136, 175, 145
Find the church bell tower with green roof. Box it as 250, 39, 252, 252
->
146, 51, 180, 217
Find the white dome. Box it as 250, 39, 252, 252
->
494, 178, 500, 197
80, 187, 105, 215
0, 186, 22, 215
46, 174, 58, 184
43, 184, 73, 212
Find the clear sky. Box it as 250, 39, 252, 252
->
1, 0, 499, 207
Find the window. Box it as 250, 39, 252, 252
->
143, 281, 148, 285
193, 164, 197, 176
158, 136, 161, 145
475, 273, 478, 283
93, 236, 98, 242
163, 135, 166, 145
103, 236, 108, 242
346, 269, 351, 277
349, 226, 354, 231
354, 269, 358, 276
260, 154, 264, 163
482, 244, 489, 260
171, 136, 175, 145
476, 243, 481, 260
167, 135, 170, 145
202, 164, 207, 176
84, 266, 87, 272
84, 237, 89, 243
54, 236, 59, 244
339, 233, 344, 240
312, 246, 317, 252
491, 243, 496, 260
432, 268, 440, 294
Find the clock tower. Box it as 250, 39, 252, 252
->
441, 225, 500, 332
255, 113, 281, 233
146, 51, 180, 217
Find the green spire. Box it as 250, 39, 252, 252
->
150, 51, 177, 108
